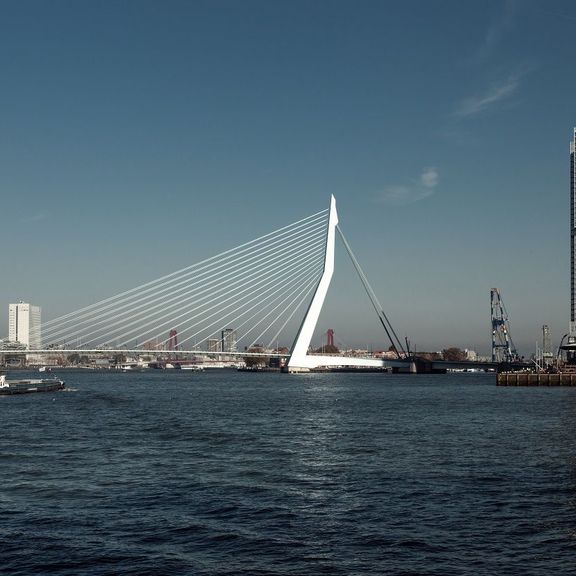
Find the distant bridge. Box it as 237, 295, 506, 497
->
8, 196, 506, 373
6, 348, 529, 374
7, 196, 410, 371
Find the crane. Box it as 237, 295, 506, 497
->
491, 288, 519, 363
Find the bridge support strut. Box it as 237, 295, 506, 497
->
286, 195, 384, 372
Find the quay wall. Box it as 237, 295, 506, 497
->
497, 373, 576, 386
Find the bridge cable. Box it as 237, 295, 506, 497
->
38, 208, 330, 352
336, 225, 406, 358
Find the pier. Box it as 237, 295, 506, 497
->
497, 372, 576, 386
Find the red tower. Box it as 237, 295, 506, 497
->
168, 329, 179, 352
327, 329, 334, 348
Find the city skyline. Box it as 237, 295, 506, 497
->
1, 1, 576, 355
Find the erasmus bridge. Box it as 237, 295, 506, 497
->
22, 196, 411, 372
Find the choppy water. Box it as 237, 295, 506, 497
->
1, 370, 575, 575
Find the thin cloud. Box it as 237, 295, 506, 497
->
20, 213, 49, 223
376, 167, 439, 206
536, 9, 576, 23
472, 0, 515, 63
420, 167, 438, 189
453, 74, 519, 118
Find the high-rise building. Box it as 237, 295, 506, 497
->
542, 325, 553, 364
221, 328, 237, 353
571, 128, 576, 337
8, 302, 41, 349
206, 338, 222, 353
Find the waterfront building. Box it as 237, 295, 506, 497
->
8, 302, 41, 349
542, 325, 553, 363
206, 338, 222, 353
221, 328, 237, 353
570, 128, 576, 341
464, 349, 478, 361
562, 128, 576, 356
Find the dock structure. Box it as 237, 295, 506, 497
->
497, 372, 576, 386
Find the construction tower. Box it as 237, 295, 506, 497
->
491, 288, 519, 363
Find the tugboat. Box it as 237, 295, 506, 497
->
0, 374, 65, 395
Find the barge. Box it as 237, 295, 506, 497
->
0, 375, 65, 395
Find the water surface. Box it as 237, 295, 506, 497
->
1, 371, 575, 575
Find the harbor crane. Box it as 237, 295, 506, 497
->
490, 288, 519, 363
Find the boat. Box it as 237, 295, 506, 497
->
0, 375, 65, 395
180, 364, 204, 371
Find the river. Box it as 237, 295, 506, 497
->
1, 370, 575, 575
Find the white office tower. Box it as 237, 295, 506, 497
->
8, 302, 41, 349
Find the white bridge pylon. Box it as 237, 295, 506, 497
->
287, 196, 385, 372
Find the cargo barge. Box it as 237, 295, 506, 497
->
0, 375, 65, 395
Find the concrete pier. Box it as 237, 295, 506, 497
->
497, 373, 576, 386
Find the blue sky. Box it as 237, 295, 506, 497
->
1, 0, 575, 355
